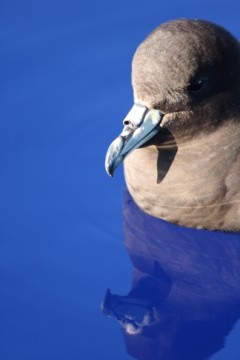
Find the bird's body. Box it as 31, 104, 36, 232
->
105, 19, 240, 231
124, 122, 240, 231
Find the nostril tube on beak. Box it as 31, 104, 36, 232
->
122, 119, 138, 131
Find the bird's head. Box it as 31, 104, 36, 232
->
105, 19, 240, 176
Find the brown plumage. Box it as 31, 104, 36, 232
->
106, 19, 240, 231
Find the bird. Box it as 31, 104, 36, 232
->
105, 19, 240, 232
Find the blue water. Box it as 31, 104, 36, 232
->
1, 1, 240, 359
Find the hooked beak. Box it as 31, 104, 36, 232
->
105, 104, 164, 176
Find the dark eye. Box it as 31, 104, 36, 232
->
187, 79, 205, 92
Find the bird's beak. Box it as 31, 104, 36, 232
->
105, 104, 164, 176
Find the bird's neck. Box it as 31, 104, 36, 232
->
124, 122, 240, 231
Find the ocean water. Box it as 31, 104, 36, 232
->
1, 1, 240, 359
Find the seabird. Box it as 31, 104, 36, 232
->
105, 19, 240, 231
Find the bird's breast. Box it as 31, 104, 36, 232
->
124, 128, 240, 231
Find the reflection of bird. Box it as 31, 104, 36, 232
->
102, 189, 240, 360
105, 19, 240, 231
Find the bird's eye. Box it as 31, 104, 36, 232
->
187, 79, 205, 92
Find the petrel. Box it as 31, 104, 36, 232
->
105, 19, 240, 231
